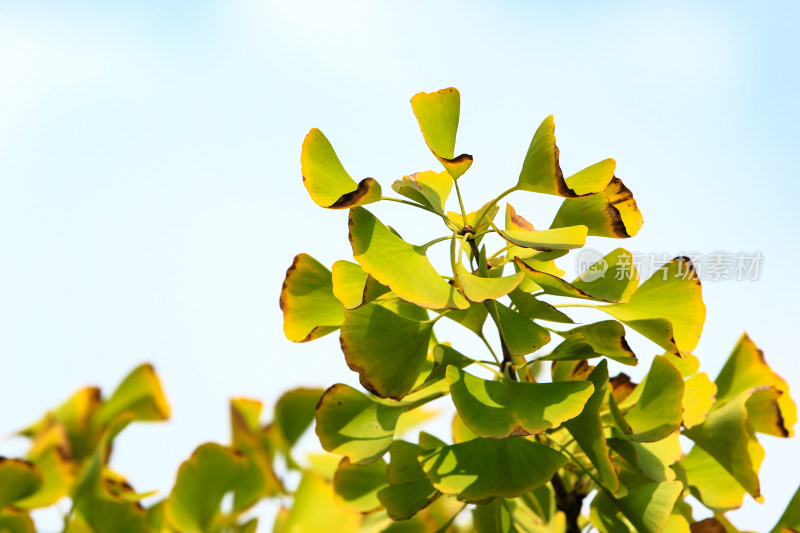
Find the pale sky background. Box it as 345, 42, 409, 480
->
1, 1, 798, 531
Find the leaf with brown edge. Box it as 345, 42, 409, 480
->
410, 87, 473, 179
447, 367, 593, 438
314, 384, 407, 465
515, 258, 614, 302
714, 333, 796, 437
300, 128, 381, 209
349, 207, 469, 310
515, 116, 612, 197
543, 320, 637, 366
551, 177, 644, 238
340, 302, 434, 400
94, 363, 171, 428
593, 257, 706, 354
280, 253, 345, 342
391, 170, 453, 214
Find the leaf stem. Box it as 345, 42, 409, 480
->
452, 179, 469, 228
478, 333, 501, 365
420, 235, 452, 250
380, 196, 454, 225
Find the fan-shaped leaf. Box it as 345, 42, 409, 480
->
0, 459, 42, 508
447, 367, 593, 438
280, 253, 345, 342
331, 260, 390, 310
551, 177, 643, 238
333, 458, 388, 513
301, 128, 381, 209
410, 88, 472, 179
377, 441, 438, 520
349, 207, 469, 310
391, 170, 453, 214
618, 355, 684, 442
455, 263, 524, 303
485, 300, 551, 357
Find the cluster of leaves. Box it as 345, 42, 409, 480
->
1, 87, 798, 533
279, 88, 800, 532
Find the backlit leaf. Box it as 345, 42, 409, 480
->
301, 128, 381, 209
410, 88, 473, 179
544, 320, 637, 366
498, 225, 588, 252
590, 481, 683, 533
315, 384, 407, 464
619, 355, 684, 442
391, 170, 453, 214
280, 253, 345, 342
683, 373, 717, 429
419, 437, 567, 502
455, 263, 524, 303
595, 257, 706, 354
341, 302, 434, 400
282, 472, 361, 533
485, 300, 551, 357
572, 248, 640, 303
677, 445, 747, 511
447, 367, 593, 438
0, 459, 42, 508
349, 207, 469, 310
508, 289, 574, 323
333, 457, 388, 513
94, 363, 170, 427
551, 177, 643, 238
331, 260, 390, 310
377, 441, 438, 520
275, 388, 325, 447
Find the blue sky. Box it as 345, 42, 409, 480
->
1, 0, 798, 530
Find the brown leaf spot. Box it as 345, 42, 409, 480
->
507, 205, 535, 231
690, 518, 727, 533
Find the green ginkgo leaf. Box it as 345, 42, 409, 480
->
377, 441, 438, 520
331, 260, 390, 310
415, 344, 474, 392
282, 472, 362, 533
485, 300, 551, 357
0, 459, 43, 508
564, 360, 620, 494
595, 257, 706, 354
508, 289, 574, 323
315, 384, 407, 465
94, 363, 170, 428
301, 128, 381, 209
682, 373, 717, 429
515, 258, 615, 302
609, 428, 682, 482
275, 388, 325, 448
340, 302, 434, 400
590, 481, 683, 533
472, 499, 515, 533
572, 248, 640, 303
419, 437, 567, 502
676, 445, 748, 511
447, 367, 593, 438
445, 301, 489, 335
166, 443, 248, 533
551, 177, 644, 238
544, 320, 637, 366
714, 333, 796, 437
349, 207, 469, 310
280, 253, 345, 342
0, 511, 35, 533
683, 392, 764, 502
391, 170, 453, 214
455, 263, 524, 303
618, 355, 684, 442
14, 422, 75, 510
770, 483, 800, 533
515, 116, 611, 197
333, 457, 388, 513
498, 225, 588, 252
410, 88, 473, 179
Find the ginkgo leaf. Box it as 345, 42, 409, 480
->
340, 302, 434, 400
165, 443, 248, 533
683, 392, 765, 502
676, 445, 748, 511
609, 428, 682, 482
683, 373, 717, 429
508, 289, 574, 323
415, 344, 474, 392
410, 88, 473, 179
445, 301, 489, 335
280, 253, 345, 342
447, 367, 593, 438
377, 441, 438, 520
594, 257, 706, 354
714, 334, 796, 437
472, 499, 515, 533
485, 300, 551, 357
94, 363, 170, 427
447, 201, 500, 236
282, 472, 361, 533
565, 158, 617, 195
13, 422, 74, 510
391, 170, 453, 214
544, 320, 637, 366
452, 413, 478, 444
498, 225, 588, 252
331, 260, 390, 310
0, 459, 43, 508
455, 263, 524, 303
419, 437, 567, 502
301, 128, 381, 209
333, 458, 388, 513
572, 248, 640, 303
618, 355, 684, 442
564, 360, 620, 494
315, 384, 407, 465
551, 177, 643, 238
275, 388, 325, 448
590, 481, 683, 533
349, 207, 469, 310
515, 258, 615, 302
